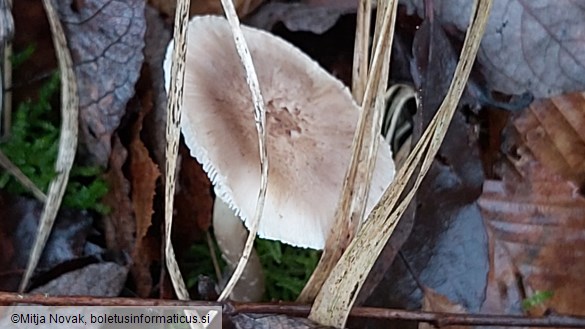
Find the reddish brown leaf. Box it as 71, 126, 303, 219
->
419, 288, 469, 329
513, 92, 585, 186
128, 78, 160, 298
479, 122, 585, 317
102, 137, 135, 255
56, 0, 146, 166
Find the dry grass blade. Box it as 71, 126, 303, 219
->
308, 0, 493, 326
351, 0, 371, 104
298, 0, 398, 303
1, 0, 13, 139
18, 0, 79, 292
0, 150, 46, 202
164, 0, 191, 300
217, 0, 269, 302
358, 0, 394, 233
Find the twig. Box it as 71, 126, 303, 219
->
1, 292, 584, 328
0, 150, 47, 202
217, 0, 268, 302
19, 0, 79, 292
163, 0, 192, 300
309, 0, 493, 326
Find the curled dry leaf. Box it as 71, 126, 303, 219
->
56, 0, 146, 166
403, 0, 585, 98
479, 120, 585, 316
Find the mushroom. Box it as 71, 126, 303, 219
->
164, 15, 395, 249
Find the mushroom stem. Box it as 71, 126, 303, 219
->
213, 198, 265, 302
217, 0, 269, 302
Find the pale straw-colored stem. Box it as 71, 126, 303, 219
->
217, 0, 269, 302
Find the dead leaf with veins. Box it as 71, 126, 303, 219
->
56, 0, 146, 166
479, 116, 585, 317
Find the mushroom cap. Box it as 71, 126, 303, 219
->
164, 15, 395, 249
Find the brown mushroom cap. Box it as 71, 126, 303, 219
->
164, 15, 395, 249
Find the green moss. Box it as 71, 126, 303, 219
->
0, 64, 109, 214
184, 234, 320, 301
255, 238, 320, 301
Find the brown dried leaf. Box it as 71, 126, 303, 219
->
419, 288, 469, 329
56, 0, 146, 166
128, 78, 160, 298
513, 92, 585, 186
403, 0, 585, 98
102, 137, 135, 255
479, 124, 585, 316
31, 262, 127, 296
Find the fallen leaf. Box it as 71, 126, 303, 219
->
128, 72, 161, 298
31, 262, 127, 296
102, 136, 135, 255
403, 0, 585, 98
479, 121, 585, 317
0, 193, 93, 291
56, 0, 146, 166
512, 92, 585, 186
419, 287, 469, 329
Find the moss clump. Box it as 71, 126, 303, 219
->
255, 238, 320, 301
0, 70, 108, 214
